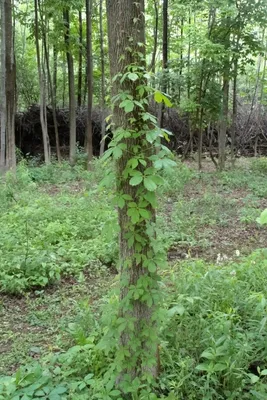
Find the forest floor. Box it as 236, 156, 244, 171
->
1, 157, 267, 376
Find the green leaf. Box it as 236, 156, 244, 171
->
168, 305, 185, 317
161, 93, 172, 107
139, 209, 150, 219
213, 363, 228, 372
144, 191, 157, 208
144, 177, 157, 191
110, 390, 121, 396
249, 373, 260, 384
148, 261, 157, 273
129, 175, 143, 186
119, 99, 134, 113
113, 147, 123, 160
154, 91, 163, 103
128, 73, 138, 82
154, 91, 172, 107
154, 158, 176, 170
127, 208, 140, 224
257, 209, 267, 225
146, 129, 161, 144
201, 350, 214, 360
195, 363, 210, 372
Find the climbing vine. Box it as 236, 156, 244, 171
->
102, 44, 175, 392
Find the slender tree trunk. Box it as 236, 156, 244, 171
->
178, 17, 184, 104
0, 0, 6, 168
86, 0, 93, 167
5, 0, 16, 169
231, 36, 239, 167
39, 0, 61, 162
158, 0, 168, 128
99, 0, 106, 157
218, 13, 230, 171
106, 0, 158, 383
53, 45, 57, 105
149, 0, 158, 74
34, 0, 50, 164
78, 10, 83, 108
63, 8, 76, 165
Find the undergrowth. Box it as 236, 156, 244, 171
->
1, 157, 267, 399
1, 251, 267, 399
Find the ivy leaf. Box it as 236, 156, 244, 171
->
127, 208, 140, 224
128, 72, 139, 81
101, 147, 113, 161
148, 261, 157, 273
144, 191, 157, 208
129, 174, 143, 186
119, 99, 134, 113
146, 129, 161, 144
139, 208, 150, 219
113, 147, 123, 160
154, 158, 176, 169
144, 177, 157, 191
117, 197, 125, 209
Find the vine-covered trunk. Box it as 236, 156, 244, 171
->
106, 0, 159, 383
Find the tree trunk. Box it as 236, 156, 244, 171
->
218, 14, 230, 171
99, 0, 106, 157
106, 0, 159, 383
0, 0, 6, 168
53, 45, 57, 105
149, 0, 158, 74
86, 0, 93, 167
39, 0, 61, 162
78, 10, 83, 108
63, 8, 76, 165
4, 0, 16, 170
158, 0, 168, 128
34, 0, 50, 164
231, 35, 239, 167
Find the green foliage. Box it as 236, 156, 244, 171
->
160, 250, 267, 399
252, 157, 267, 174
0, 162, 117, 293
3, 250, 267, 399
257, 209, 267, 226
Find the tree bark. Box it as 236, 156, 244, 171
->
158, 0, 168, 128
0, 0, 7, 168
218, 13, 230, 171
34, 0, 50, 164
4, 0, 16, 169
86, 0, 93, 167
78, 10, 83, 108
106, 0, 158, 383
149, 0, 158, 74
99, 0, 106, 157
38, 0, 61, 162
63, 8, 76, 165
